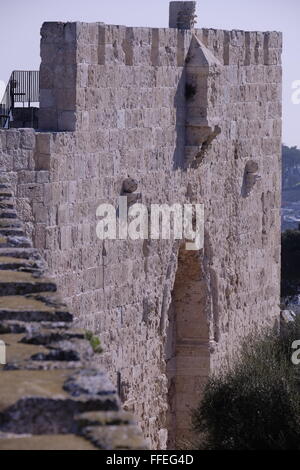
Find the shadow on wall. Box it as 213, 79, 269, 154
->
241, 160, 261, 198
172, 70, 187, 170
172, 34, 222, 171
165, 244, 210, 449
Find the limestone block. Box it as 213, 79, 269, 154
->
6, 130, 21, 150
18, 130, 35, 151
36, 133, 52, 155
13, 150, 29, 171
36, 171, 50, 184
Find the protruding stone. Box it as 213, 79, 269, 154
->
122, 178, 138, 194
243, 160, 261, 196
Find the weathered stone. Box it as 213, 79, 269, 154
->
0, 434, 97, 451
0, 211, 17, 219
3, 236, 32, 248
81, 424, 146, 450
20, 329, 84, 345
122, 178, 138, 194
0, 256, 44, 272
0, 187, 144, 450
0, 0, 282, 451
75, 410, 134, 427
0, 271, 57, 296
64, 369, 117, 397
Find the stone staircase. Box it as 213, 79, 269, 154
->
0, 182, 145, 450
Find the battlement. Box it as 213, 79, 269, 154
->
39, 17, 282, 132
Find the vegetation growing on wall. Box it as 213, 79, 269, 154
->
85, 331, 103, 354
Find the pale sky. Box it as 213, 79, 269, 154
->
0, 0, 299, 147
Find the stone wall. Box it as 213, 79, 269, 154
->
0, 180, 145, 450
0, 5, 282, 449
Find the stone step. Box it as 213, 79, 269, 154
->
0, 256, 42, 272
0, 306, 72, 325
26, 292, 70, 311
0, 191, 13, 199
30, 349, 81, 362
75, 410, 135, 427
0, 219, 23, 228
3, 360, 84, 372
0, 211, 18, 219
0, 294, 72, 323
0, 271, 57, 296
0, 248, 40, 259
0, 434, 97, 451
0, 321, 28, 334
21, 329, 84, 345
63, 369, 117, 397
0, 236, 32, 248
0, 320, 73, 334
0, 369, 119, 435
81, 424, 146, 450
0, 200, 14, 210
1, 326, 93, 370
0, 333, 50, 366
0, 333, 87, 369
0, 183, 145, 450
0, 310, 73, 324
0, 228, 24, 237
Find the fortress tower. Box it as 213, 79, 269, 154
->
0, 2, 282, 449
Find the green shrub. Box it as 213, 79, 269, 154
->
192, 328, 300, 450
281, 229, 300, 301
85, 330, 103, 354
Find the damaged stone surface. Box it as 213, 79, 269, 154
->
0, 183, 146, 450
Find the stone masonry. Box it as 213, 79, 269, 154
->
0, 2, 282, 449
0, 180, 145, 450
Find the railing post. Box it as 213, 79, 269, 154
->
29, 71, 32, 107
10, 72, 14, 111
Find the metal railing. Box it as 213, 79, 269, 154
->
0, 71, 39, 128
